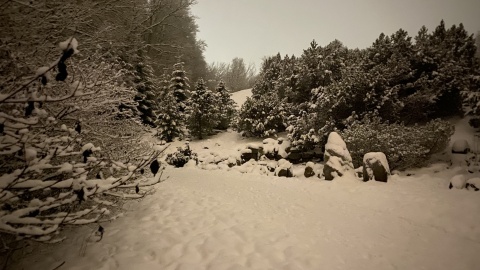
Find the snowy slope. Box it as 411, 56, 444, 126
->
231, 88, 252, 108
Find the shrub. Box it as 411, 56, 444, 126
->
236, 93, 286, 137
166, 143, 197, 167
341, 118, 454, 170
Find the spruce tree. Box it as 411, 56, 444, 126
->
187, 79, 220, 139
170, 62, 190, 111
215, 81, 237, 130
156, 73, 185, 142
133, 61, 160, 127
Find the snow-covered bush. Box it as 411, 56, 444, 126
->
0, 37, 166, 246
236, 93, 286, 137
342, 117, 454, 170
165, 143, 197, 168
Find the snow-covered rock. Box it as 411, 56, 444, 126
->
275, 159, 293, 178
466, 177, 480, 191
449, 174, 466, 189
363, 152, 390, 182
304, 162, 315, 178
451, 139, 470, 154
323, 132, 354, 180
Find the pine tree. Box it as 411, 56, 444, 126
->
187, 79, 220, 139
215, 81, 237, 130
170, 62, 190, 110
156, 73, 185, 142
236, 92, 286, 137
134, 61, 160, 127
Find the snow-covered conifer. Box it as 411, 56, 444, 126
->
214, 81, 237, 130
156, 74, 186, 142
170, 62, 190, 110
134, 61, 161, 127
187, 79, 220, 139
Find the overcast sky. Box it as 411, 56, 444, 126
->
191, 0, 480, 69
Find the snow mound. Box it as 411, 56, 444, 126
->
452, 139, 470, 153
324, 132, 354, 180
450, 174, 466, 189
325, 132, 352, 163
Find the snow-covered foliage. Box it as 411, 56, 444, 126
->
0, 38, 167, 245
261, 138, 290, 159
236, 93, 286, 137
134, 61, 161, 127
156, 74, 186, 142
170, 62, 191, 109
240, 21, 478, 153
214, 81, 237, 130
187, 79, 220, 139
342, 117, 454, 170
165, 143, 197, 168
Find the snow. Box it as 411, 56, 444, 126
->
467, 177, 480, 188
231, 88, 252, 107
449, 117, 477, 152
81, 143, 100, 152
450, 174, 466, 189
35, 66, 49, 76
25, 147, 37, 162
325, 132, 352, 163
58, 37, 79, 53
13, 164, 480, 270
452, 139, 470, 153
11, 119, 480, 270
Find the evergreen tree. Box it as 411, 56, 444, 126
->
187, 79, 220, 139
237, 92, 286, 137
156, 73, 185, 142
170, 62, 190, 109
215, 81, 237, 130
134, 61, 160, 127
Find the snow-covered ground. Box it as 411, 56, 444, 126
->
231, 88, 252, 107
10, 118, 480, 270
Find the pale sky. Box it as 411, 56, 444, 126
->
191, 0, 480, 69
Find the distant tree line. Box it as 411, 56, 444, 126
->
205, 58, 258, 92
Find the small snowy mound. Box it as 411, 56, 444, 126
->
261, 137, 290, 159
275, 159, 293, 177
323, 132, 354, 180
449, 174, 467, 189
451, 139, 470, 154
304, 161, 316, 178
363, 152, 390, 182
